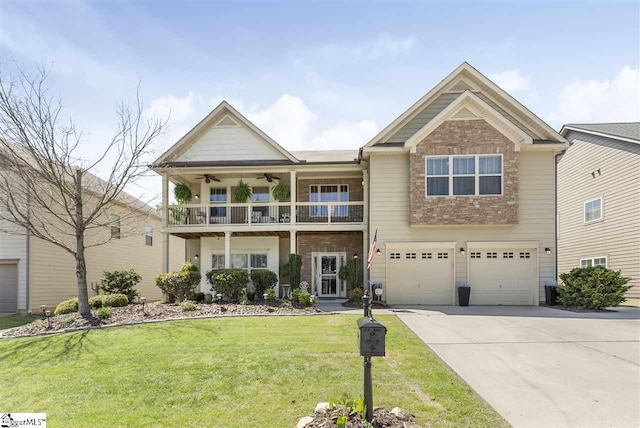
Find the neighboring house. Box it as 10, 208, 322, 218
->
362, 62, 568, 305
151, 102, 368, 299
557, 122, 640, 299
152, 62, 568, 306
0, 174, 185, 313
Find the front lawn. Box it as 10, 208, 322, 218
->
0, 314, 38, 331
0, 315, 507, 427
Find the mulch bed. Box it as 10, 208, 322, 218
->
303, 406, 421, 428
1, 302, 322, 338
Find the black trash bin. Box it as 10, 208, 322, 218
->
458, 286, 471, 306
544, 285, 558, 305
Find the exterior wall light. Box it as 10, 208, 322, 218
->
353, 253, 358, 259
376, 249, 381, 256
545, 247, 551, 255
194, 194, 199, 200
460, 248, 466, 256
194, 254, 199, 261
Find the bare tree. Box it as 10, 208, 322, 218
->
0, 66, 166, 316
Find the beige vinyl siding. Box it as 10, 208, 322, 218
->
369, 151, 556, 303
174, 125, 288, 162
0, 222, 27, 311
386, 93, 459, 143
29, 217, 185, 311
557, 131, 640, 297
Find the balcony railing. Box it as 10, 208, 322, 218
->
166, 202, 364, 226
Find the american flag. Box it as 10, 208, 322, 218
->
367, 228, 378, 269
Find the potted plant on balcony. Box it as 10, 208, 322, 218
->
234, 180, 252, 202
456, 281, 471, 306
174, 183, 192, 204
272, 182, 290, 201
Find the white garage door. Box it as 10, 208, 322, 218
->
387, 249, 453, 305
0, 263, 18, 313
468, 248, 537, 305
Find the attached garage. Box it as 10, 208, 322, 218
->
468, 244, 538, 305
385, 243, 455, 305
0, 261, 18, 313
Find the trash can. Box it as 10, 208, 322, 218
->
544, 285, 558, 306
457, 286, 471, 306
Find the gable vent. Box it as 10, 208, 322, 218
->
451, 107, 479, 120
216, 116, 239, 127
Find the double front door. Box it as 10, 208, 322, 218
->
313, 253, 346, 297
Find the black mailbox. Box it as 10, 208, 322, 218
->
357, 317, 387, 357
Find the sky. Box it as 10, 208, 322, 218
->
0, 0, 638, 203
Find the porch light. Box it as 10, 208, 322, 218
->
353, 253, 358, 259
194, 194, 199, 200
376, 249, 381, 256
545, 247, 551, 255
460, 248, 466, 256
194, 254, 199, 261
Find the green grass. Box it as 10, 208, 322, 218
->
0, 315, 508, 427
0, 314, 38, 330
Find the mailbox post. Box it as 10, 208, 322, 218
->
358, 290, 387, 422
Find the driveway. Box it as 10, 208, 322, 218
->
396, 306, 640, 428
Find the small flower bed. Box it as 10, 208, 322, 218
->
2, 301, 322, 338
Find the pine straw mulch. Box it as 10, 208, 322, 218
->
1, 301, 322, 338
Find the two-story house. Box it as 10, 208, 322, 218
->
152, 62, 568, 306
363, 63, 568, 305
557, 123, 639, 300
151, 102, 368, 298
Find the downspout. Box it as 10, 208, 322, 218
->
25, 180, 31, 313
554, 149, 566, 282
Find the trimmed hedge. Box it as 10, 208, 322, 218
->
250, 269, 278, 300
156, 271, 201, 302
292, 289, 314, 307
100, 270, 141, 303
206, 269, 250, 302
558, 266, 631, 309
54, 297, 78, 316
89, 294, 129, 309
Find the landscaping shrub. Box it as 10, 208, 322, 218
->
292, 289, 313, 307
339, 258, 363, 294
250, 269, 278, 299
100, 269, 141, 303
181, 261, 199, 273
206, 269, 249, 302
54, 297, 78, 316
558, 266, 631, 310
194, 292, 205, 303
349, 287, 364, 302
100, 294, 129, 308
179, 300, 197, 311
265, 288, 276, 302
89, 295, 103, 309
96, 307, 112, 320
204, 293, 213, 304
281, 254, 302, 289
156, 270, 201, 302
281, 299, 293, 309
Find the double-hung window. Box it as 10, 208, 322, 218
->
426, 155, 502, 196
229, 253, 268, 272
145, 224, 153, 246
110, 215, 121, 239
580, 257, 607, 268
584, 197, 603, 223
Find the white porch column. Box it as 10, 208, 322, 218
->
290, 230, 297, 254
362, 169, 369, 289
224, 231, 231, 268
363, 231, 369, 290
162, 172, 169, 273
290, 170, 297, 225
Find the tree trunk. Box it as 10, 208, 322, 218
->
75, 169, 90, 316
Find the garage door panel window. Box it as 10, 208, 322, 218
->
426, 155, 502, 197
580, 257, 607, 268
421, 252, 432, 259
389, 253, 401, 259
486, 252, 497, 259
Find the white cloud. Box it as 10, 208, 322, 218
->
549, 66, 640, 126
311, 120, 378, 150
488, 69, 530, 92
144, 91, 198, 123
246, 95, 316, 151
314, 34, 416, 62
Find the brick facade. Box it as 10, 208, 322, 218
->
297, 178, 363, 202
296, 231, 363, 287
409, 119, 519, 225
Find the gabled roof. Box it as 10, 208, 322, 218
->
560, 122, 640, 144
404, 90, 533, 152
152, 101, 299, 167
363, 62, 567, 148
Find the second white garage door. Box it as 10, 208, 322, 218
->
468, 248, 537, 305
386, 249, 454, 305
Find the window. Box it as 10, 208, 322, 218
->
580, 257, 607, 268
584, 197, 603, 223
210, 188, 228, 220
405, 253, 416, 259
211, 254, 225, 269
111, 215, 120, 239
250, 254, 268, 269
389, 253, 401, 259
210, 188, 227, 203
252, 187, 270, 203
470, 252, 481, 259
503, 252, 514, 259
519, 252, 531, 259
229, 253, 269, 271
310, 185, 349, 216
486, 252, 497, 259
145, 224, 153, 246
437, 252, 448, 259
426, 155, 503, 196
421, 253, 432, 259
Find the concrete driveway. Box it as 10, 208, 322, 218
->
396, 306, 640, 428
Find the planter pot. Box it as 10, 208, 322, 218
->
544, 286, 558, 306
458, 287, 470, 307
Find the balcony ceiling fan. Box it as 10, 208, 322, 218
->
256, 173, 280, 182
196, 174, 221, 183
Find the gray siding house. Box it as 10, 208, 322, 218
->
558, 123, 640, 299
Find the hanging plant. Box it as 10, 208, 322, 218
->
174, 183, 192, 204
271, 182, 290, 201
234, 180, 252, 202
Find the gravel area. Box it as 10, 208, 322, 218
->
1, 302, 322, 338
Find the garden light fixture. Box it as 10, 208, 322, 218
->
217, 293, 223, 304
141, 297, 147, 315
